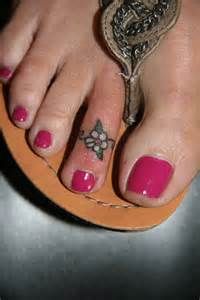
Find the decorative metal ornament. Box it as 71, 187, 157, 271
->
100, 0, 181, 125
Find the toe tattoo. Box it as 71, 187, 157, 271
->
79, 119, 115, 161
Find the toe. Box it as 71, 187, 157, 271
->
119, 2, 200, 207
8, 25, 69, 129
119, 108, 200, 207
28, 56, 95, 156
61, 62, 124, 193
0, 1, 39, 82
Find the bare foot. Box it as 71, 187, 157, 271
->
0, 0, 124, 193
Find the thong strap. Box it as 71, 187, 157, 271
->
100, 0, 181, 125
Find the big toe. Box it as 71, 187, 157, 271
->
119, 0, 200, 207
119, 108, 200, 207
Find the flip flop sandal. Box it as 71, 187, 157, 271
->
0, 84, 186, 231
0, 0, 186, 231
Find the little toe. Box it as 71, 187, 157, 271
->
61, 63, 124, 193
0, 1, 40, 83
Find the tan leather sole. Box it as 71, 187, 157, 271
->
0, 84, 186, 231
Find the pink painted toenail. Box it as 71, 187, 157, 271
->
71, 170, 95, 193
127, 156, 174, 199
12, 106, 28, 122
34, 130, 52, 149
0, 67, 12, 80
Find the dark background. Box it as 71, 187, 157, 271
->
0, 2, 200, 300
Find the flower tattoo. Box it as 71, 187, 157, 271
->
79, 120, 115, 161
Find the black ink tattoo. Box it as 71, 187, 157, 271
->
79, 120, 115, 161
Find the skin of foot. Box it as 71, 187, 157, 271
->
0, 0, 200, 208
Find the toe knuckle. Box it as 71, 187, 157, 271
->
42, 103, 75, 122
10, 79, 37, 103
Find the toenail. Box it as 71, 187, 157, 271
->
34, 130, 52, 149
127, 156, 174, 199
12, 106, 28, 122
0, 67, 12, 80
71, 170, 96, 193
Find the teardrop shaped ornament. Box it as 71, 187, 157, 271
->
100, 0, 181, 125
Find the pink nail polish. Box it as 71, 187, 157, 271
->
34, 130, 52, 149
71, 170, 95, 193
0, 67, 12, 80
127, 156, 174, 199
12, 106, 28, 122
